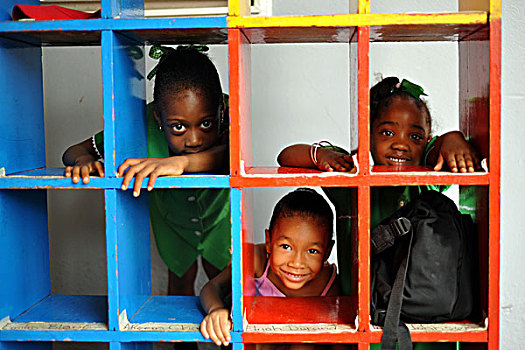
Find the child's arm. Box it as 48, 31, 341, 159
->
425, 131, 482, 173
200, 264, 232, 346
278, 144, 354, 172
118, 143, 228, 197
62, 137, 105, 183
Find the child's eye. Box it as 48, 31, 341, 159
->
169, 123, 186, 134
410, 133, 424, 142
308, 248, 321, 254
279, 244, 291, 250
380, 130, 394, 137
201, 120, 214, 130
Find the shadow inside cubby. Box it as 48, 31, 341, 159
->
0, 189, 108, 331
368, 185, 488, 336
53, 342, 109, 350
241, 187, 358, 333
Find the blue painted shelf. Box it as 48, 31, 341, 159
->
0, 168, 230, 189
0, 17, 227, 46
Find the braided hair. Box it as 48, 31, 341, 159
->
268, 188, 334, 240
370, 77, 431, 131
153, 47, 223, 115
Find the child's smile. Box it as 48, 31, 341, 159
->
265, 216, 332, 295
371, 97, 431, 166
156, 89, 220, 156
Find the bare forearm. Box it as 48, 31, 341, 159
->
277, 144, 316, 168
183, 144, 228, 173
62, 138, 98, 166
200, 267, 231, 313
200, 282, 227, 314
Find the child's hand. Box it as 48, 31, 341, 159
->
432, 131, 482, 173
64, 156, 104, 184
118, 156, 189, 197
316, 148, 356, 173
200, 308, 232, 346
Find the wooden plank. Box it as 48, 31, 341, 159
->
228, 12, 487, 29
487, 17, 501, 350
357, 186, 370, 332
228, 29, 252, 175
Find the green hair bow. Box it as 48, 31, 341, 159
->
397, 79, 428, 101
147, 44, 210, 80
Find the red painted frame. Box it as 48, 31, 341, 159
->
227, 12, 500, 349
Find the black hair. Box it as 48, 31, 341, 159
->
370, 76, 432, 131
153, 48, 223, 114
268, 188, 334, 240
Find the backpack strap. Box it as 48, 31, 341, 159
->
371, 217, 411, 256
378, 217, 414, 350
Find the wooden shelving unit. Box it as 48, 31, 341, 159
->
0, 0, 500, 349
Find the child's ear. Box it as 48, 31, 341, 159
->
324, 239, 335, 262
427, 135, 432, 143
153, 107, 162, 128
265, 229, 271, 255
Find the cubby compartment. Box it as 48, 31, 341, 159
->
228, 29, 359, 185
0, 39, 104, 188
368, 21, 490, 175
367, 185, 489, 344
238, 187, 358, 343
1, 1, 502, 349
0, 189, 108, 334
112, 188, 232, 342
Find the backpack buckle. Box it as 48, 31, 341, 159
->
390, 217, 411, 237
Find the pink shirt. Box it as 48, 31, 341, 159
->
254, 262, 337, 297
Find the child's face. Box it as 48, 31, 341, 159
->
371, 97, 431, 166
265, 216, 332, 293
155, 89, 220, 156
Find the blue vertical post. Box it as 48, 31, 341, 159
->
106, 188, 152, 330
105, 189, 120, 331
101, 30, 147, 177
230, 188, 244, 332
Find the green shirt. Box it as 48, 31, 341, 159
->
94, 103, 230, 277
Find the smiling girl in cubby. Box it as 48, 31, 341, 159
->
278, 77, 482, 350
62, 45, 231, 297
199, 188, 341, 347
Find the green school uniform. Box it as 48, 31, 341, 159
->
94, 103, 230, 277
323, 140, 455, 350
322, 137, 449, 296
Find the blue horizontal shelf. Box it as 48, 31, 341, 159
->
0, 17, 228, 45
12, 295, 107, 324
0, 295, 243, 343
0, 167, 230, 189
129, 296, 203, 324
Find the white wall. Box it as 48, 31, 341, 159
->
42, 0, 525, 347
500, 1, 525, 347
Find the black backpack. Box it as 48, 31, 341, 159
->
370, 190, 479, 350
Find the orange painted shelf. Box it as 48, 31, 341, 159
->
229, 166, 490, 188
